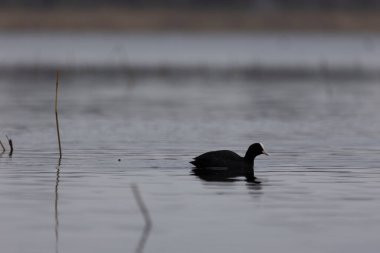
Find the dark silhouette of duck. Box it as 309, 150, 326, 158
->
190, 143, 268, 182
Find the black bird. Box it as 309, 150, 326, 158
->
190, 143, 268, 182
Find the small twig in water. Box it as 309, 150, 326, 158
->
131, 183, 152, 253
6, 135, 13, 156
131, 183, 152, 227
55, 71, 62, 159
0, 140, 5, 152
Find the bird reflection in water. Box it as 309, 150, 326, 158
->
191, 169, 263, 198
191, 168, 262, 184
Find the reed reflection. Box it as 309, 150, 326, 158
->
55, 158, 61, 253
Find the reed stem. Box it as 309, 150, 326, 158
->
55, 71, 62, 159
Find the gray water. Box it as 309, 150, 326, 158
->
1, 33, 380, 253
1, 32, 380, 70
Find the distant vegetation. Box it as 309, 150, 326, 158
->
1, 0, 380, 31
1, 0, 380, 10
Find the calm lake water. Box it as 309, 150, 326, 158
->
1, 31, 380, 69
1, 33, 380, 253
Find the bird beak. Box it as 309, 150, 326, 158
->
262, 150, 269, 156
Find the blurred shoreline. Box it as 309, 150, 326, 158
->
1, 30, 380, 80
1, 64, 378, 81
1, 8, 380, 31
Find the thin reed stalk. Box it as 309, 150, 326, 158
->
55, 71, 62, 159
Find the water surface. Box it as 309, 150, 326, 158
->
1, 32, 380, 70
1, 35, 380, 252
1, 74, 380, 253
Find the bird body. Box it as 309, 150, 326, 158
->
190, 143, 268, 181
190, 150, 243, 168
